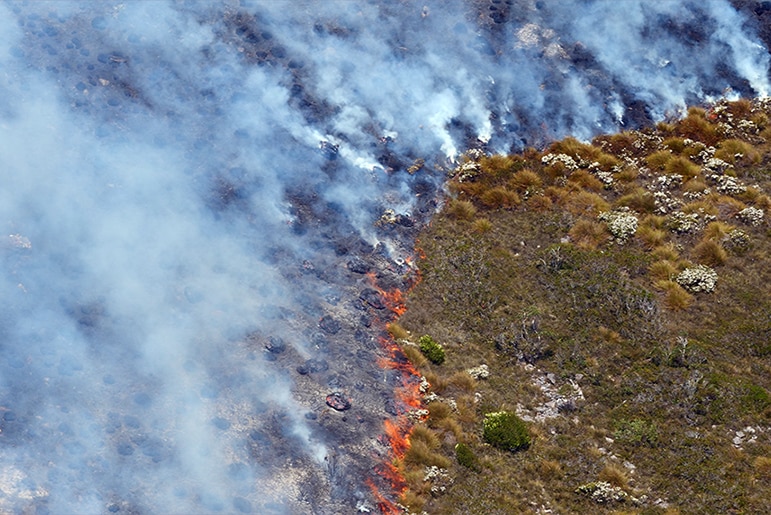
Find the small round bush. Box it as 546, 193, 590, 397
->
418, 335, 445, 365
455, 443, 478, 470
483, 411, 531, 452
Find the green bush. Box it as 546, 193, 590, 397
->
418, 335, 446, 365
482, 411, 531, 452
455, 442, 478, 470
613, 418, 658, 447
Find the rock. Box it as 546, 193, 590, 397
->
358, 288, 385, 310
326, 392, 351, 411
265, 336, 286, 354
347, 257, 370, 274
319, 315, 341, 334
297, 358, 329, 375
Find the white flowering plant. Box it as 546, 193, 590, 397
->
676, 265, 718, 293
598, 208, 638, 242
737, 206, 764, 226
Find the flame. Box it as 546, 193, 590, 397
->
365, 251, 427, 512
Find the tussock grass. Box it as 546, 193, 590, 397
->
692, 239, 728, 266
568, 219, 610, 249
598, 463, 629, 488
508, 169, 542, 192
446, 199, 477, 221
394, 98, 771, 514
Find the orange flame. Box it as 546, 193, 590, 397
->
363, 250, 428, 512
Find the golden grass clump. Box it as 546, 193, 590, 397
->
508, 168, 543, 192
675, 110, 720, 145
651, 243, 680, 261
682, 200, 718, 216
568, 219, 610, 249
655, 280, 693, 310
646, 150, 673, 171
599, 463, 629, 489
703, 221, 735, 241
596, 152, 620, 171
597, 326, 623, 344
616, 187, 656, 213
563, 190, 610, 216
614, 166, 640, 183
637, 225, 668, 248
663, 137, 687, 153
472, 218, 493, 233
480, 187, 521, 209
714, 139, 759, 166
666, 156, 701, 179
446, 199, 478, 221
448, 371, 476, 392
402, 344, 429, 368
455, 395, 478, 425
404, 437, 451, 468
427, 401, 452, 422
527, 194, 553, 212
544, 186, 569, 204
683, 178, 709, 194
480, 153, 516, 173
387, 322, 409, 340
649, 260, 679, 281
548, 136, 600, 162
692, 239, 728, 266
568, 169, 605, 192
423, 370, 448, 394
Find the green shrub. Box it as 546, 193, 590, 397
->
455, 443, 478, 470
613, 418, 658, 447
418, 335, 446, 365
482, 411, 531, 452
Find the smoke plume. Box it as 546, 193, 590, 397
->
0, 1, 767, 513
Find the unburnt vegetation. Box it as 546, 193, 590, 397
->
391, 98, 771, 514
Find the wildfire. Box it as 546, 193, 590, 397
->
365, 250, 428, 513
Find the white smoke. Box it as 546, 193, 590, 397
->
0, 1, 767, 513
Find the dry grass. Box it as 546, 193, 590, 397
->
568, 170, 604, 192
387, 322, 409, 340
527, 194, 553, 211
646, 150, 673, 171
683, 178, 709, 194
568, 219, 610, 249
654, 280, 693, 310
666, 156, 701, 179
714, 139, 759, 166
614, 166, 639, 183
649, 260, 679, 281
598, 463, 629, 488
651, 243, 680, 261
563, 190, 610, 216
637, 225, 668, 248
616, 187, 656, 213
447, 371, 476, 392
480, 187, 520, 209
402, 344, 428, 368
509, 169, 543, 192
472, 218, 493, 233
446, 199, 477, 221
692, 239, 728, 266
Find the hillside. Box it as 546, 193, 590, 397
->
390, 98, 771, 514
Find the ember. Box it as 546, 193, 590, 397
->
325, 392, 351, 411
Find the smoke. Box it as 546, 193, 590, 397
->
0, 1, 767, 513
